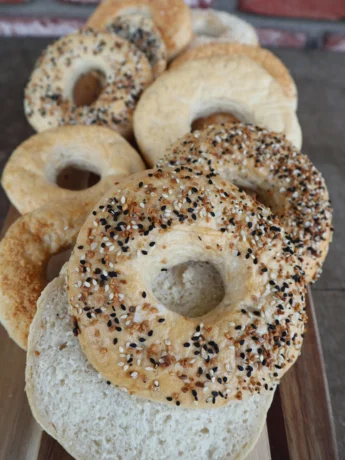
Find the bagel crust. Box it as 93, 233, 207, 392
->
107, 14, 167, 78
170, 43, 298, 109
158, 124, 333, 283
24, 30, 152, 136
0, 198, 95, 350
190, 8, 259, 48
133, 55, 302, 166
1, 125, 145, 214
67, 168, 306, 409
87, 0, 193, 60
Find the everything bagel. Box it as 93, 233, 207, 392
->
26, 272, 275, 460
24, 29, 152, 137
190, 9, 259, 48
67, 167, 306, 409
106, 14, 167, 78
170, 43, 297, 109
2, 125, 145, 214
158, 124, 333, 283
134, 55, 302, 166
87, 0, 193, 60
0, 198, 95, 350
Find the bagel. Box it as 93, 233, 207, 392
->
26, 273, 275, 460
170, 43, 298, 110
106, 14, 167, 78
67, 167, 306, 409
134, 55, 302, 166
2, 125, 145, 214
190, 9, 259, 48
157, 124, 333, 284
0, 198, 96, 350
24, 29, 152, 137
86, 0, 193, 60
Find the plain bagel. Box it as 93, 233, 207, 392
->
170, 43, 298, 109
24, 29, 152, 137
2, 125, 145, 214
86, 0, 193, 60
106, 14, 167, 78
157, 124, 333, 284
190, 9, 259, 48
0, 197, 95, 350
67, 167, 306, 409
134, 55, 302, 166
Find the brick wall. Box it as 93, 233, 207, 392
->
239, 0, 345, 20
0, 0, 344, 51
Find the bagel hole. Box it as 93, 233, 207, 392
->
46, 248, 72, 282
56, 165, 100, 190
73, 69, 106, 107
151, 261, 225, 318
229, 179, 277, 210
238, 186, 259, 202
191, 100, 253, 132
192, 112, 240, 131
194, 20, 227, 38
243, 187, 279, 211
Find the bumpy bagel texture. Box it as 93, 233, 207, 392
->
86, 0, 193, 60
67, 168, 306, 409
0, 198, 96, 350
170, 43, 297, 109
158, 124, 333, 283
190, 8, 259, 48
107, 14, 167, 78
26, 273, 274, 460
134, 55, 302, 166
2, 125, 145, 214
24, 29, 152, 137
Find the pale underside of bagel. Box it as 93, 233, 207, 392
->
26, 271, 274, 460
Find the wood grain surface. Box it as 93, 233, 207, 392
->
268, 289, 339, 460
0, 325, 42, 460
279, 290, 338, 459
36, 427, 272, 460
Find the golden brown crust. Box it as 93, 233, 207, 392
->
171, 43, 297, 108
2, 125, 146, 214
0, 198, 96, 350
67, 168, 306, 408
158, 123, 333, 283
87, 0, 193, 60
24, 30, 152, 136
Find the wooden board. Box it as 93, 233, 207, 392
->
0, 206, 338, 460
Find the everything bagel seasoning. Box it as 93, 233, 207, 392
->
68, 167, 307, 408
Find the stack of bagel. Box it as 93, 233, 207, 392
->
0, 1, 333, 459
